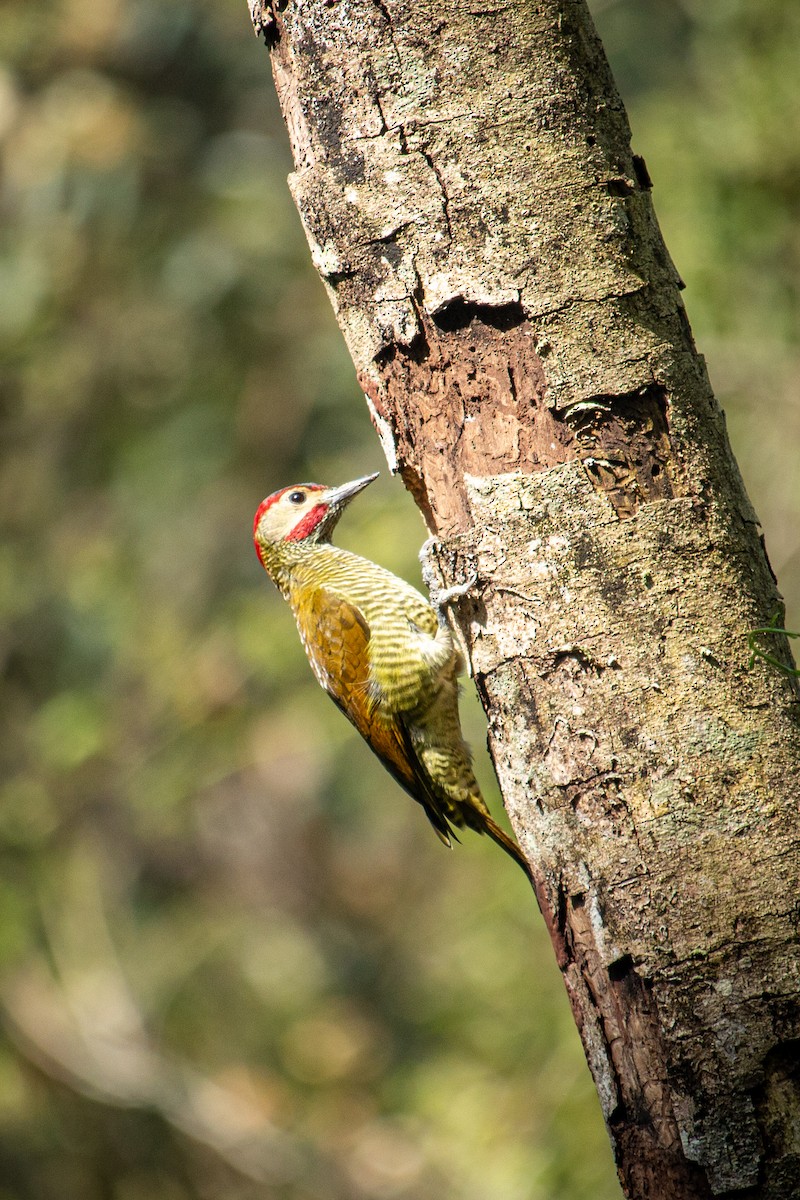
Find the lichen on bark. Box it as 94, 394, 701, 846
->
248, 0, 800, 1195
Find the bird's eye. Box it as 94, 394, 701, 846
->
287, 490, 306, 505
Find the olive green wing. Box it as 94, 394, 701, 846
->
294, 587, 457, 847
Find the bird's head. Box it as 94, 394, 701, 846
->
253, 472, 378, 567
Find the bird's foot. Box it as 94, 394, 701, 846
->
434, 573, 479, 611
419, 538, 478, 677
419, 538, 478, 621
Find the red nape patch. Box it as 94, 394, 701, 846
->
284, 503, 327, 542
253, 497, 272, 538
252, 497, 274, 567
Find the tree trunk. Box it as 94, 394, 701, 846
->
246, 0, 800, 1196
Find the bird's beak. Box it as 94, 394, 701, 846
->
323, 472, 379, 509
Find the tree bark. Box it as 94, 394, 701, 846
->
247, 0, 800, 1196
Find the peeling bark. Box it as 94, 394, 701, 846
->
247, 0, 800, 1195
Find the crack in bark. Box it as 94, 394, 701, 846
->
522, 282, 657, 324
419, 147, 453, 246
370, 87, 389, 137
370, 0, 393, 29
362, 220, 414, 246
542, 643, 621, 676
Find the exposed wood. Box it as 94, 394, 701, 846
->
247, 0, 800, 1195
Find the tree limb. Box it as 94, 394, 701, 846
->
247, 0, 800, 1195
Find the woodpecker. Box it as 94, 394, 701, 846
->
253, 472, 531, 880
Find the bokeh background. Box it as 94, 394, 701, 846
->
1, 0, 798, 1197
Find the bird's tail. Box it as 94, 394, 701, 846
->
482, 813, 535, 886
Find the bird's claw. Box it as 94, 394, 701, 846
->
435, 573, 479, 612
419, 539, 478, 620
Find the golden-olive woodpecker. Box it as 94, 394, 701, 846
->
253, 472, 530, 879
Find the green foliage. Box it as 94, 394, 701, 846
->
748, 612, 800, 676
0, 0, 797, 1197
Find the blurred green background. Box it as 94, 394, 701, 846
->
0, 0, 797, 1196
